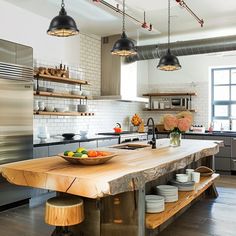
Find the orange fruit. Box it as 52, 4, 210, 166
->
88, 150, 98, 157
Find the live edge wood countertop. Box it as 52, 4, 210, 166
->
0, 139, 221, 199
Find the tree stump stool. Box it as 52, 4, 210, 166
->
45, 196, 84, 236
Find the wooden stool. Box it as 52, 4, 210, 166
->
45, 196, 84, 236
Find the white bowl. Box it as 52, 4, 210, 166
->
82, 91, 90, 96
45, 106, 55, 112
71, 90, 83, 96
55, 107, 65, 113
80, 130, 88, 137
176, 174, 189, 183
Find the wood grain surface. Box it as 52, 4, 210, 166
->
0, 139, 221, 199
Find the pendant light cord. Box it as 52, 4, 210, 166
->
168, 0, 171, 50
61, 0, 65, 8
122, 0, 125, 33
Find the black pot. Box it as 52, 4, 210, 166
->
62, 133, 75, 139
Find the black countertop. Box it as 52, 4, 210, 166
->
33, 135, 119, 147
157, 130, 236, 137
34, 130, 236, 147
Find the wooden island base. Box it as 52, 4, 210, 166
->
72, 160, 219, 236
0, 139, 222, 236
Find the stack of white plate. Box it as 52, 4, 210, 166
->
169, 179, 195, 191
145, 195, 165, 213
156, 185, 178, 202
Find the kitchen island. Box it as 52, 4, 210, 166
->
0, 139, 221, 236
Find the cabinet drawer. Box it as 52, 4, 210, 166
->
33, 146, 49, 158
185, 135, 203, 140
157, 134, 169, 139
79, 141, 97, 149
97, 139, 119, 148
215, 146, 231, 158
48, 144, 65, 156
231, 159, 236, 170
215, 157, 231, 171
65, 143, 79, 152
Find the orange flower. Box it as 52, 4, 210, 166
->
163, 112, 192, 133
178, 118, 191, 132
163, 114, 178, 131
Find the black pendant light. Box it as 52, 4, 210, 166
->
111, 0, 137, 56
157, 0, 181, 71
47, 0, 79, 37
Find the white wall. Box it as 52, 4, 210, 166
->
0, 0, 144, 139
146, 52, 236, 128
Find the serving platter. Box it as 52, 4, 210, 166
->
58, 151, 117, 165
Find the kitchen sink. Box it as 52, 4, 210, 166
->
112, 143, 150, 150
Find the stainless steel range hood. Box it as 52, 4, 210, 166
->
93, 35, 147, 102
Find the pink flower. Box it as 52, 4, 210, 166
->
163, 115, 178, 131
178, 118, 191, 132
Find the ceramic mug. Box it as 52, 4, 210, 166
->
186, 169, 194, 181
191, 172, 200, 183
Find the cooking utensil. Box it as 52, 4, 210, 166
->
62, 133, 76, 139
114, 123, 122, 133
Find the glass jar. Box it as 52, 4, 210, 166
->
170, 132, 182, 147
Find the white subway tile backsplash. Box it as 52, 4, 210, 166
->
34, 34, 143, 138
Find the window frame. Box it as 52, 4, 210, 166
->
211, 67, 236, 130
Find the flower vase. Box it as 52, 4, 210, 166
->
169, 132, 182, 147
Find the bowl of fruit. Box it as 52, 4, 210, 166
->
58, 147, 117, 165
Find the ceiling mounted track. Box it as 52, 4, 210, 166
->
92, 0, 153, 31
176, 0, 204, 27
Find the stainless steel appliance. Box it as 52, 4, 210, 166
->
171, 98, 188, 109
0, 39, 33, 207
97, 131, 148, 144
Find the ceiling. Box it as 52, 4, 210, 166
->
4, 0, 236, 43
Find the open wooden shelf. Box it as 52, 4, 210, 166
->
33, 91, 87, 100
34, 73, 90, 85
146, 173, 219, 230
34, 111, 94, 116
143, 108, 196, 112
143, 92, 197, 97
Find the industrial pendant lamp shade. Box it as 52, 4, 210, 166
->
157, 49, 181, 71
47, 0, 79, 37
111, 32, 137, 56
157, 0, 181, 71
111, 0, 137, 56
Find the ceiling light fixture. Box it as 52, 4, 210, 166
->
110, 0, 137, 57
47, 0, 79, 37
157, 0, 181, 71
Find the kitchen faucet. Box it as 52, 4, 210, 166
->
147, 117, 156, 149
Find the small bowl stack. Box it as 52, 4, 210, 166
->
156, 185, 178, 202
176, 174, 189, 183
145, 195, 165, 213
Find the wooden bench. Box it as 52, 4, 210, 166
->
146, 174, 219, 231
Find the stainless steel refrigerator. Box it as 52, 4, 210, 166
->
0, 39, 33, 207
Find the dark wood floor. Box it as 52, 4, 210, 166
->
0, 175, 235, 236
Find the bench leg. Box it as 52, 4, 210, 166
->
206, 183, 219, 198
51, 226, 73, 236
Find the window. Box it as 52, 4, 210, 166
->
212, 68, 236, 130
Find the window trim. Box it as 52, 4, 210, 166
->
211, 67, 236, 130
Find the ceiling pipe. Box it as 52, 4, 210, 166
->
126, 35, 236, 62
